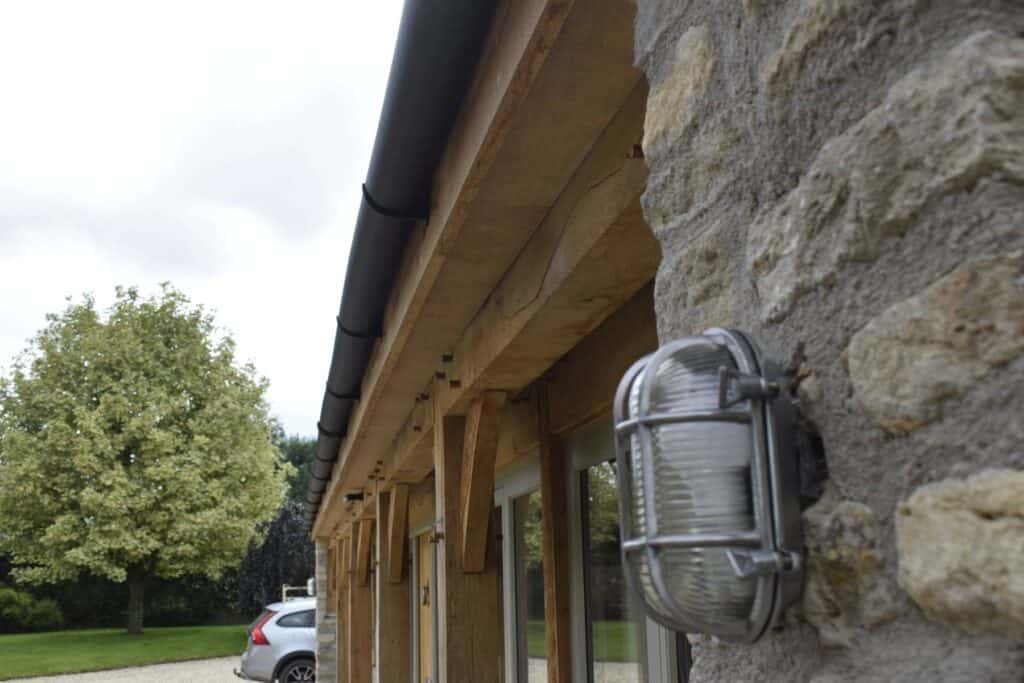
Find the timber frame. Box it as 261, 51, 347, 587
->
314, 1, 662, 681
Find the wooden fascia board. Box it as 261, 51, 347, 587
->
313, 0, 577, 539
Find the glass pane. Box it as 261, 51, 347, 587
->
583, 461, 644, 683
515, 490, 547, 683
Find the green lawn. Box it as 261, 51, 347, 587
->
0, 625, 247, 680
527, 619, 639, 662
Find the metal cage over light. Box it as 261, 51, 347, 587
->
613, 328, 803, 643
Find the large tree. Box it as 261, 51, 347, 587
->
0, 285, 289, 634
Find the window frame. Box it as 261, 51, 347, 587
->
494, 457, 543, 683
494, 418, 687, 683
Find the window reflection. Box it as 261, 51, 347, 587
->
515, 490, 547, 683
583, 461, 644, 683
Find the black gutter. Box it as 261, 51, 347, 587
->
304, 0, 497, 531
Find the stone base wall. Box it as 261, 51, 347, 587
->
314, 543, 338, 683
635, 1, 1024, 681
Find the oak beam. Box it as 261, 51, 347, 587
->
537, 384, 572, 683
460, 392, 507, 573
438, 81, 654, 419
386, 484, 410, 584
434, 411, 502, 683
378, 81, 653, 497
377, 491, 411, 683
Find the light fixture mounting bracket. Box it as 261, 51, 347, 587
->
718, 365, 779, 409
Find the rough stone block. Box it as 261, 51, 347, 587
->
896, 469, 1024, 641
642, 25, 715, 159
314, 542, 338, 683
643, 124, 743, 235
747, 31, 1024, 322
762, 0, 861, 94
801, 489, 900, 648
847, 252, 1024, 434
654, 225, 737, 336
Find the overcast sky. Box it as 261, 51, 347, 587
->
0, 1, 404, 435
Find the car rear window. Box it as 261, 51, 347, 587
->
248, 609, 272, 634
277, 609, 315, 628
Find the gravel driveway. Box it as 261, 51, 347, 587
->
9, 656, 241, 683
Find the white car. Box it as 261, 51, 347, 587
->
235, 597, 317, 682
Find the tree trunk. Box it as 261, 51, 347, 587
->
127, 567, 145, 635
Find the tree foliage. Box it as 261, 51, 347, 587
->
237, 501, 314, 617
273, 429, 315, 504
0, 585, 63, 633
0, 285, 290, 632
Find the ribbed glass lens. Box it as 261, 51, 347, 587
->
628, 374, 646, 538
627, 552, 672, 621
646, 344, 757, 626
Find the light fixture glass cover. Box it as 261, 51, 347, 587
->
614, 328, 803, 642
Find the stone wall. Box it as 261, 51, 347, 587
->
314, 543, 338, 683
635, 1, 1024, 681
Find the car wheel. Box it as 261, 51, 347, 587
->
278, 658, 316, 682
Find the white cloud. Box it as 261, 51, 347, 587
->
0, 0, 404, 434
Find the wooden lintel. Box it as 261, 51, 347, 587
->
460, 391, 507, 573
379, 82, 652, 497
538, 383, 572, 683
439, 80, 654, 419
382, 387, 435, 486
355, 520, 373, 588
493, 285, 656, 472
387, 484, 410, 584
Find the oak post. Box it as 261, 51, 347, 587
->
538, 382, 572, 683
377, 490, 411, 683
347, 524, 372, 683
434, 410, 503, 682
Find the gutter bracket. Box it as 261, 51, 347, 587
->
362, 184, 430, 223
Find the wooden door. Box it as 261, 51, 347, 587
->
417, 534, 435, 683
